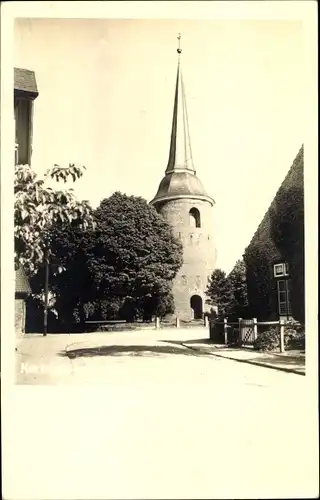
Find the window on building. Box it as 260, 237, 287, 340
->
277, 279, 292, 317
273, 262, 289, 278
14, 97, 32, 165
189, 207, 201, 228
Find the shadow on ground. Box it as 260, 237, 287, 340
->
172, 338, 214, 345
61, 343, 214, 359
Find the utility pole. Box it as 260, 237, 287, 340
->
44, 247, 49, 336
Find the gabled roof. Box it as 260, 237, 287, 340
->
14, 67, 38, 99
15, 266, 31, 296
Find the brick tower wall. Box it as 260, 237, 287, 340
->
157, 198, 217, 320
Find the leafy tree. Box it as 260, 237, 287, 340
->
228, 259, 249, 318
28, 217, 96, 326
205, 269, 234, 319
43, 192, 183, 324
14, 163, 94, 273
15, 163, 96, 333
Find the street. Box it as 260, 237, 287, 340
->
9, 327, 317, 499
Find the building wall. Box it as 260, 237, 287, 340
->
243, 145, 304, 321
158, 198, 216, 320
15, 298, 26, 336
15, 97, 32, 165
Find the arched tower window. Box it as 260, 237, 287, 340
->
189, 207, 201, 228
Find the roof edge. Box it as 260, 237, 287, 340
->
165, 167, 196, 176
150, 193, 215, 206
14, 88, 39, 100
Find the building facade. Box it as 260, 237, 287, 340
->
150, 43, 217, 320
14, 67, 38, 165
243, 145, 304, 322
14, 67, 38, 335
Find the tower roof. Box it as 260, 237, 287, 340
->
151, 35, 214, 207
166, 55, 195, 175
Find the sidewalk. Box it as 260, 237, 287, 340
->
181, 341, 305, 375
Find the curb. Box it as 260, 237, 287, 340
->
181, 343, 305, 376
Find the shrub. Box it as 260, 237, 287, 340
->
253, 321, 305, 352
97, 324, 138, 332
284, 320, 305, 350
286, 331, 305, 350
227, 327, 240, 346
253, 327, 280, 352
284, 319, 304, 334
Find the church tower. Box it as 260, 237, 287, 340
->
150, 35, 217, 320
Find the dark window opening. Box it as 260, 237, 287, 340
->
189, 208, 201, 228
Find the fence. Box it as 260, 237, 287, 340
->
84, 316, 210, 332
154, 316, 210, 329
209, 317, 286, 353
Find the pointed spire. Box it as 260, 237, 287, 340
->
165, 34, 195, 175
150, 34, 215, 207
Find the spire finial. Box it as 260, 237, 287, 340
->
177, 33, 182, 54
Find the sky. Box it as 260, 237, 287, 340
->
14, 17, 304, 273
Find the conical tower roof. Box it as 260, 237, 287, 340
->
166, 57, 195, 175
151, 36, 214, 207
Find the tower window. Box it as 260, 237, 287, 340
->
189, 208, 201, 228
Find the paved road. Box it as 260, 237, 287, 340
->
10, 328, 317, 499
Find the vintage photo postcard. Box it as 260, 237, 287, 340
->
1, 1, 318, 499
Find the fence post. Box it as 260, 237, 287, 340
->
280, 319, 285, 353
224, 318, 228, 345
238, 318, 242, 347
253, 318, 258, 341
155, 317, 160, 329
204, 315, 209, 328
176, 316, 180, 328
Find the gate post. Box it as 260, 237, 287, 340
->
176, 316, 180, 328
253, 318, 258, 341
155, 317, 160, 329
279, 319, 285, 353
204, 315, 209, 328
238, 318, 242, 347
224, 318, 228, 345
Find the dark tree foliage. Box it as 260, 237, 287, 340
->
39, 192, 183, 325
28, 216, 96, 328
228, 259, 249, 319
90, 192, 182, 321
270, 184, 305, 323
243, 243, 276, 320
205, 269, 234, 319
